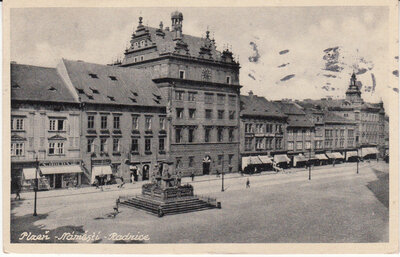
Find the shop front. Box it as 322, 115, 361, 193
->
39, 160, 83, 189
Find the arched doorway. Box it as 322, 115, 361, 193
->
203, 155, 211, 175
142, 165, 150, 180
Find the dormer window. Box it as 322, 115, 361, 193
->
90, 87, 99, 94
12, 84, 20, 89
179, 70, 185, 79
107, 96, 115, 101
226, 76, 231, 84
109, 76, 117, 81
134, 42, 138, 48
131, 90, 138, 96
140, 40, 145, 47
89, 73, 98, 78
76, 87, 85, 94
48, 86, 57, 91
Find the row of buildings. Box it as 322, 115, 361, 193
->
10, 11, 388, 191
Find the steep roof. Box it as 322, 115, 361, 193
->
11, 63, 78, 103
61, 59, 166, 107
323, 111, 356, 124
287, 115, 314, 128
240, 95, 287, 118
272, 101, 306, 115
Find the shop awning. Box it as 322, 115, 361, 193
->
274, 154, 290, 164
325, 152, 335, 159
361, 147, 379, 157
91, 165, 113, 184
23, 168, 37, 180
258, 155, 272, 164
332, 152, 344, 159
293, 155, 307, 166
346, 151, 359, 160
40, 165, 83, 175
242, 156, 263, 170
315, 154, 328, 160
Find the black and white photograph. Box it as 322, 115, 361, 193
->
3, 0, 399, 254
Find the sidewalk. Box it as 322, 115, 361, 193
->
11, 161, 381, 201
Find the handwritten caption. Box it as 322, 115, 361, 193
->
19, 231, 150, 242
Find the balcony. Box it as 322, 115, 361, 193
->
87, 129, 97, 135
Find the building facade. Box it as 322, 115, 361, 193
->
118, 12, 241, 176
58, 59, 168, 184
239, 92, 287, 171
11, 63, 82, 191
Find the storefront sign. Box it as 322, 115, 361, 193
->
40, 161, 81, 167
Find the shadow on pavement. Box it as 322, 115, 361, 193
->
11, 201, 87, 243
366, 168, 389, 208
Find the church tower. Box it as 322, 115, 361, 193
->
345, 73, 362, 104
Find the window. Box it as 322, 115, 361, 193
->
266, 138, 273, 149
205, 109, 213, 119
175, 91, 184, 100
188, 128, 195, 142
113, 138, 120, 152
229, 95, 236, 106
49, 119, 65, 131
266, 124, 272, 133
176, 108, 184, 119
228, 154, 234, 165
100, 138, 107, 152
340, 129, 345, 137
145, 138, 151, 152
132, 116, 139, 130
256, 138, 264, 150
217, 94, 226, 104
288, 142, 294, 150
245, 123, 253, 133
133, 57, 138, 63
348, 129, 354, 137
296, 141, 303, 150
217, 128, 224, 142
48, 142, 64, 155
109, 76, 117, 81
245, 138, 253, 151
188, 92, 196, 101
204, 93, 214, 104
145, 116, 152, 130
101, 116, 107, 129
131, 138, 139, 152
339, 139, 344, 148
218, 155, 224, 165
175, 128, 182, 143
306, 130, 311, 136
87, 116, 94, 129
297, 130, 302, 137
205, 127, 211, 142
226, 76, 231, 84
344, 113, 348, 117
288, 130, 293, 137
87, 138, 94, 153
159, 117, 165, 130
305, 141, 311, 150
229, 110, 235, 120
176, 158, 182, 169
189, 109, 196, 119
89, 73, 98, 79
11, 142, 24, 156
229, 128, 234, 142
159, 138, 165, 152
113, 116, 120, 129
179, 70, 185, 79
276, 138, 282, 149
189, 156, 195, 167
140, 56, 144, 61
11, 118, 24, 131
140, 40, 145, 47
218, 110, 224, 119
355, 113, 360, 120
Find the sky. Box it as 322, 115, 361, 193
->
10, 7, 398, 109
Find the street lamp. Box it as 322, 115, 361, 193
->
308, 131, 312, 180
356, 148, 359, 174
221, 155, 225, 192
33, 154, 39, 216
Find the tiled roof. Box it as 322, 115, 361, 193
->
125, 26, 225, 61
287, 115, 314, 128
240, 95, 287, 118
61, 59, 166, 107
11, 63, 78, 103
323, 111, 356, 124
272, 101, 306, 115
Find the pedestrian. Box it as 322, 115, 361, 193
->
191, 171, 195, 181
246, 178, 250, 188
15, 182, 21, 201
216, 170, 220, 178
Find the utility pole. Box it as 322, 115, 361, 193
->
33, 155, 38, 216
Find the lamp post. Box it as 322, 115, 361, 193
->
356, 149, 359, 174
33, 154, 38, 216
308, 146, 311, 180
221, 154, 225, 192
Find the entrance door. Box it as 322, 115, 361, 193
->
55, 174, 62, 188
142, 165, 149, 180
131, 170, 138, 182
203, 162, 210, 175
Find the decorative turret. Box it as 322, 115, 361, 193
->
156, 21, 165, 37
199, 30, 213, 59
345, 72, 362, 104
171, 11, 183, 40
